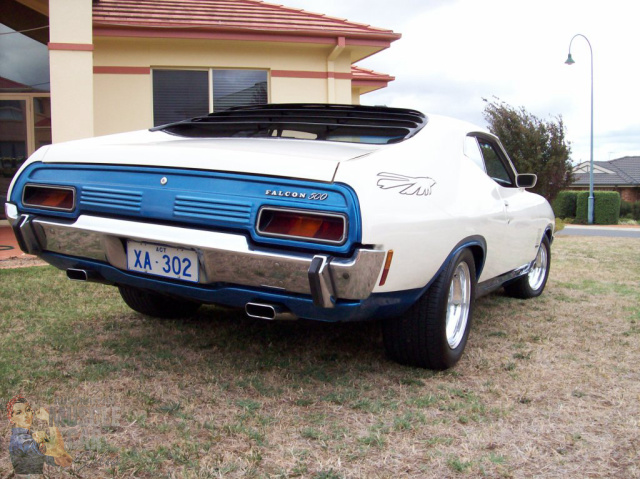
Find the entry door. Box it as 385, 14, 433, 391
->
0, 99, 27, 172
0, 95, 51, 206
0, 99, 27, 203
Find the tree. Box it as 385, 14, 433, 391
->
483, 98, 573, 203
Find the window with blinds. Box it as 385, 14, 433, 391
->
152, 69, 268, 126
152, 70, 209, 126
212, 70, 268, 112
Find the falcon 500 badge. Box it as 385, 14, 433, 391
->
264, 190, 328, 200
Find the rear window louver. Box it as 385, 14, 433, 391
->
152, 104, 427, 145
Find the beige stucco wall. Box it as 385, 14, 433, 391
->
49, 0, 94, 142
49, 0, 92, 43
93, 74, 153, 134
94, 38, 337, 70
92, 37, 356, 136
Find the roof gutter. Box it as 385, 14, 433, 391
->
92, 23, 401, 42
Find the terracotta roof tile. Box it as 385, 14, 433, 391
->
351, 65, 394, 82
92, 0, 401, 40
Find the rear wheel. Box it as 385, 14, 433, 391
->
118, 285, 201, 319
383, 249, 477, 370
504, 236, 550, 299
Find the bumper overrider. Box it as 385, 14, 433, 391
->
5, 203, 388, 318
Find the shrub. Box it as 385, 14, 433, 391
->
552, 191, 578, 218
594, 192, 620, 225
620, 200, 631, 218
620, 200, 640, 221
575, 192, 589, 224
575, 191, 621, 225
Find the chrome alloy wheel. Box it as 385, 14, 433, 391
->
527, 244, 548, 291
445, 261, 472, 349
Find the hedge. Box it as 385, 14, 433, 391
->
575, 192, 589, 223
552, 191, 578, 218
620, 200, 640, 221
575, 191, 621, 225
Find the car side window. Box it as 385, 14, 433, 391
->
463, 136, 487, 172
476, 138, 514, 187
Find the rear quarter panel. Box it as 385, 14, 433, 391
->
335, 120, 472, 293
335, 119, 554, 293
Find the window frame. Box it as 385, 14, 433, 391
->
465, 133, 518, 188
0, 93, 51, 158
151, 68, 270, 127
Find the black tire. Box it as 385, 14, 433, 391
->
504, 235, 551, 299
118, 285, 201, 319
382, 249, 477, 370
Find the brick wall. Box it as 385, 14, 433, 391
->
620, 187, 640, 202
1, 177, 12, 219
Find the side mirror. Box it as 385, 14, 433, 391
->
516, 174, 537, 189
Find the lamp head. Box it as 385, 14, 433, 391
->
565, 53, 575, 65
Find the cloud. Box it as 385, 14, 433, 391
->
303, 0, 640, 162
0, 23, 50, 89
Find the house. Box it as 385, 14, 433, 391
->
570, 157, 640, 203
0, 0, 400, 211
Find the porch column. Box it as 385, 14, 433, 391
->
327, 37, 345, 103
48, 0, 94, 142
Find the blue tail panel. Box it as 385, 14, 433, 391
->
11, 162, 361, 255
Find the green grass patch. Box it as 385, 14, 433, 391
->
1, 237, 639, 477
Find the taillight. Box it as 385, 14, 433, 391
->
22, 184, 75, 211
257, 208, 346, 244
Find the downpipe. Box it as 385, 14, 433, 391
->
245, 302, 298, 321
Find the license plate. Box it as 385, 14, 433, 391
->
126, 241, 199, 283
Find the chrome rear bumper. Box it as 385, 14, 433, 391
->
11, 211, 385, 308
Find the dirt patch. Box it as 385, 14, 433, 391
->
0, 255, 48, 269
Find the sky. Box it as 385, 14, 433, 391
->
0, 24, 50, 91
2, 1, 638, 164
281, 0, 640, 165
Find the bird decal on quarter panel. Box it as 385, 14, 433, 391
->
376, 172, 437, 196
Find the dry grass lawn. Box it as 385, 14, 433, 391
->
0, 236, 638, 478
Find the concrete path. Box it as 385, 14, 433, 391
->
556, 224, 640, 238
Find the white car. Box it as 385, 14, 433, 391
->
5, 104, 554, 369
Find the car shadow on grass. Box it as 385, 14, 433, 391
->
103, 304, 398, 386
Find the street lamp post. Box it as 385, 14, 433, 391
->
565, 34, 594, 225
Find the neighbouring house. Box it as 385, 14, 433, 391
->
0, 0, 400, 212
570, 156, 640, 203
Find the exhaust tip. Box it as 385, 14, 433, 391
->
67, 268, 89, 281
245, 302, 297, 321
245, 302, 276, 320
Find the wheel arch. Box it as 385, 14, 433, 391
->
544, 224, 555, 245
419, 235, 487, 294
455, 235, 487, 281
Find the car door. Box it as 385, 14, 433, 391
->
468, 135, 539, 273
